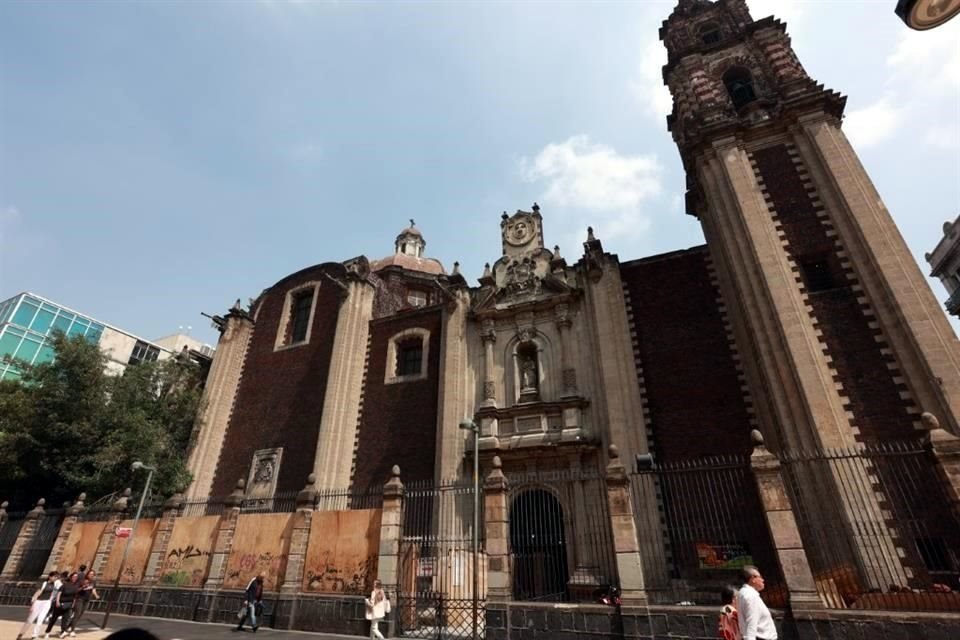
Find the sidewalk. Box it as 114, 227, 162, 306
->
0, 605, 362, 639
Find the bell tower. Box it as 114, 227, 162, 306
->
660, 0, 960, 452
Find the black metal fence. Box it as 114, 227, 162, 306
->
0, 513, 25, 571
16, 509, 64, 580
783, 441, 960, 612
630, 455, 786, 608
397, 477, 484, 639
506, 468, 618, 604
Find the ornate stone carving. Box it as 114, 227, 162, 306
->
563, 368, 578, 395
483, 380, 496, 401
253, 458, 275, 484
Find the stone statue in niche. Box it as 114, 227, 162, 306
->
518, 345, 539, 399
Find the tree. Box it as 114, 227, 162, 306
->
0, 333, 204, 507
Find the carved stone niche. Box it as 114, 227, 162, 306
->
245, 448, 283, 510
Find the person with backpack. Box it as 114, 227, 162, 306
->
44, 571, 79, 638
16, 571, 59, 640
717, 585, 740, 640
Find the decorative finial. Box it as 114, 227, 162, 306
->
122, 488, 132, 498
305, 473, 316, 488
921, 412, 940, 430
77, 493, 87, 504
750, 429, 765, 447
409, 218, 416, 228
37, 497, 46, 507
1, 501, 8, 509
232, 298, 242, 311
453, 261, 461, 275
483, 263, 492, 278
608, 444, 620, 460
532, 202, 540, 213
587, 226, 595, 242
502, 211, 509, 220
492, 455, 502, 469
235, 478, 246, 491
553, 244, 562, 259
391, 465, 401, 478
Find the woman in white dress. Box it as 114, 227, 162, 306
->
365, 579, 390, 640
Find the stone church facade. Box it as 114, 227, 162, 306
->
183, 0, 960, 616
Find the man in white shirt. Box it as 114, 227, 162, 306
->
736, 565, 777, 640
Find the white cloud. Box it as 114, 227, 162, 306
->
924, 124, 960, 150
520, 135, 663, 254
844, 98, 902, 149
631, 37, 672, 123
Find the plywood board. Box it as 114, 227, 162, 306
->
158, 515, 219, 587
303, 509, 381, 594
102, 518, 158, 584
223, 513, 292, 591
58, 521, 106, 573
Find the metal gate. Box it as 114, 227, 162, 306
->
397, 478, 485, 639
0, 514, 25, 572
17, 509, 64, 579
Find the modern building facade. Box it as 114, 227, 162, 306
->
0, 292, 211, 380
926, 214, 960, 316
182, 0, 960, 613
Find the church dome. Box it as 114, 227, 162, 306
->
371, 220, 446, 275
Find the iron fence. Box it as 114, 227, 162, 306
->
17, 508, 64, 580
506, 468, 618, 604
397, 477, 484, 639
631, 455, 786, 608
783, 441, 960, 612
0, 514, 25, 571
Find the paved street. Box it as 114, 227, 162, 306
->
0, 606, 362, 639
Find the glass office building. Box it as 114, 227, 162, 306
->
0, 293, 108, 380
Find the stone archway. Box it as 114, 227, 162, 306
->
510, 488, 569, 601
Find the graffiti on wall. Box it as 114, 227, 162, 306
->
158, 515, 219, 587
223, 513, 292, 591
303, 509, 381, 594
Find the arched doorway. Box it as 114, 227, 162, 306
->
510, 489, 569, 601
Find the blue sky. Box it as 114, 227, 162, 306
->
1, 0, 958, 347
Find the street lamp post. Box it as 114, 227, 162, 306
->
459, 418, 480, 640
101, 461, 156, 630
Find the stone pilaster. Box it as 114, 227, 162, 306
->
313, 278, 375, 490
604, 446, 648, 606
205, 479, 246, 590
922, 413, 960, 521
377, 466, 403, 637
555, 303, 578, 396
435, 289, 474, 482
142, 494, 183, 585
484, 456, 510, 602
281, 474, 317, 594
480, 317, 497, 409
1, 498, 45, 578
92, 489, 131, 575
43, 493, 86, 576
185, 302, 254, 501
749, 431, 823, 611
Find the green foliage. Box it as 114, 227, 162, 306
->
0, 333, 204, 506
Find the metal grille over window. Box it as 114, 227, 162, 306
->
397, 338, 423, 377
290, 291, 314, 344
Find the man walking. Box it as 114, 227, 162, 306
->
735, 565, 777, 640
234, 574, 264, 633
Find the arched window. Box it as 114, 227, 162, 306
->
723, 67, 757, 109
698, 22, 721, 45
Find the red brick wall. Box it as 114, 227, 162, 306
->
210, 263, 345, 496
750, 144, 916, 444
352, 307, 443, 493
620, 247, 753, 461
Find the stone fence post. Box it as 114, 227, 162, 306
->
921, 412, 960, 521
92, 489, 131, 576
749, 430, 822, 611
142, 493, 184, 585
204, 479, 245, 592
604, 445, 649, 606
281, 474, 317, 595
378, 465, 403, 638
1, 498, 45, 578
0, 501, 7, 532
43, 493, 86, 575
484, 456, 510, 602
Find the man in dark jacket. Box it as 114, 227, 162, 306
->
234, 574, 264, 632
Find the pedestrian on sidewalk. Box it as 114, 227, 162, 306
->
234, 574, 264, 633
16, 571, 59, 640
717, 584, 740, 640
67, 569, 99, 634
736, 565, 777, 640
365, 579, 390, 640
44, 571, 79, 639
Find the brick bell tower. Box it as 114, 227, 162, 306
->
660, 0, 960, 453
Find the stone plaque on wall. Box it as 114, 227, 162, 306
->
246, 447, 283, 509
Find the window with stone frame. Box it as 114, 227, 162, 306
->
697, 22, 721, 45
406, 288, 428, 308
289, 289, 314, 344
798, 256, 839, 293
397, 337, 424, 376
